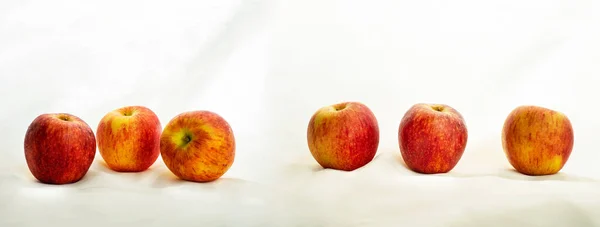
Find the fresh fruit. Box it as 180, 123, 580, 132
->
96, 106, 162, 172
307, 102, 379, 171
160, 111, 235, 182
24, 113, 96, 184
398, 103, 468, 174
502, 105, 574, 175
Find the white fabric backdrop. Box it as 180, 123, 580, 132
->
1, 0, 600, 226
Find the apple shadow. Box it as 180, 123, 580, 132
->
386, 149, 600, 182
494, 168, 600, 182
12, 165, 38, 182
308, 153, 386, 173
394, 152, 409, 169
311, 164, 325, 172
72, 169, 100, 185
151, 169, 254, 189
93, 159, 162, 182
390, 152, 424, 176
95, 160, 114, 174
151, 169, 183, 187
13, 163, 103, 187
27, 171, 101, 189
438, 168, 600, 183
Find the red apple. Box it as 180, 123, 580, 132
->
160, 111, 235, 182
96, 106, 162, 172
307, 102, 379, 171
502, 105, 574, 175
24, 113, 96, 184
398, 103, 468, 174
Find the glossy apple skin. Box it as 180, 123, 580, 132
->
398, 103, 468, 174
24, 113, 96, 184
97, 106, 162, 172
307, 102, 379, 171
160, 111, 235, 182
502, 106, 574, 176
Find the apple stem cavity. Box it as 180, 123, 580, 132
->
57, 115, 71, 121
182, 134, 192, 145
334, 103, 348, 111
432, 106, 444, 112
122, 110, 134, 116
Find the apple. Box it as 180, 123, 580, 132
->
160, 111, 235, 182
502, 105, 574, 175
24, 113, 96, 184
307, 102, 379, 171
96, 106, 162, 172
398, 103, 468, 174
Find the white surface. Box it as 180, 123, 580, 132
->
1, 0, 600, 226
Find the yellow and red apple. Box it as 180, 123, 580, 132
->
24, 113, 96, 184
502, 105, 574, 175
307, 102, 379, 171
96, 106, 162, 172
160, 111, 235, 182
398, 103, 468, 174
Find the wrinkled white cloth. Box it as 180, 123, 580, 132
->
1, 0, 600, 226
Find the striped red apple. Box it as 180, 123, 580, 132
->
96, 106, 162, 172
502, 105, 574, 175
24, 113, 96, 184
307, 102, 380, 171
398, 103, 468, 174
160, 111, 236, 182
